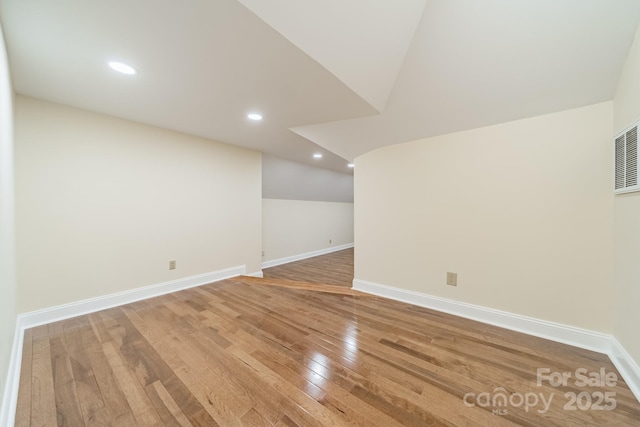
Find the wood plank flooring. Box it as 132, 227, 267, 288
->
263, 248, 354, 288
15, 252, 640, 425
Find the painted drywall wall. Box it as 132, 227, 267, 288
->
15, 96, 262, 313
262, 154, 353, 203
262, 155, 354, 263
355, 102, 614, 332
613, 21, 640, 368
262, 198, 353, 262
0, 23, 16, 417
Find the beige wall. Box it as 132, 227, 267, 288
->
262, 155, 353, 203
0, 24, 16, 412
355, 102, 614, 332
262, 198, 353, 262
613, 22, 640, 366
15, 96, 262, 313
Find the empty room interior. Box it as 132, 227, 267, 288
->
2, 0, 640, 426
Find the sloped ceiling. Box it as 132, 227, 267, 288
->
237, 0, 427, 112
2, 0, 640, 172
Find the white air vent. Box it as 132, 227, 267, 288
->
614, 122, 639, 194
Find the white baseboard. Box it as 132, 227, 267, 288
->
0, 265, 246, 426
353, 278, 640, 403
20, 265, 246, 330
609, 338, 640, 403
262, 243, 353, 269
352, 279, 610, 353
0, 317, 24, 427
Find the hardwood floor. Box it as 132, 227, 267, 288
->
15, 255, 640, 425
263, 248, 354, 288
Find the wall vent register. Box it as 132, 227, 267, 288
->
614, 121, 639, 194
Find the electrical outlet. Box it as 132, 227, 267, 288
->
262, 250, 265, 257
329, 239, 332, 244
446, 272, 457, 286
169, 260, 176, 270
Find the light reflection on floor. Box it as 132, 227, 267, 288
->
305, 304, 362, 394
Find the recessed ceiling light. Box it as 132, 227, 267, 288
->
348, 163, 355, 168
247, 113, 263, 121
313, 153, 323, 159
108, 61, 137, 75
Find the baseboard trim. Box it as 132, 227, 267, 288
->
20, 265, 246, 330
353, 278, 611, 353
353, 278, 640, 403
0, 265, 247, 426
262, 243, 353, 269
0, 317, 24, 427
609, 338, 640, 402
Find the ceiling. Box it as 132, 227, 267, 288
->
2, 0, 640, 173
